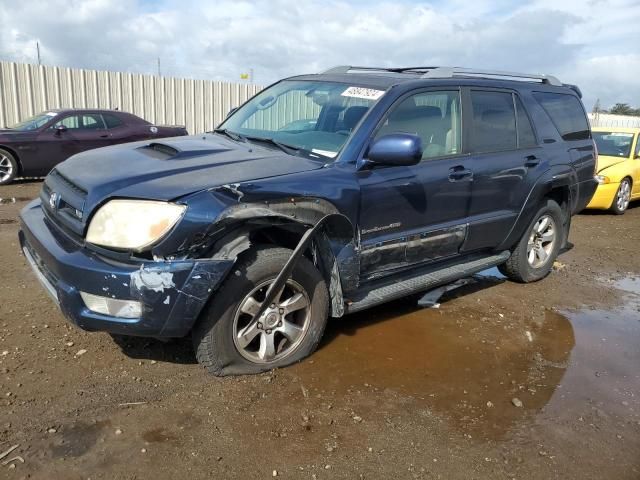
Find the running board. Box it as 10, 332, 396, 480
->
344, 251, 510, 314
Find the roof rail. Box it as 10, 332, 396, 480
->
419, 67, 562, 86
321, 65, 563, 86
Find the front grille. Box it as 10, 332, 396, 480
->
40, 169, 87, 239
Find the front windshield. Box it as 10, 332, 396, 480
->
9, 112, 58, 131
219, 80, 386, 159
593, 131, 634, 158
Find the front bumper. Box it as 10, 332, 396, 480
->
586, 182, 618, 210
19, 200, 233, 337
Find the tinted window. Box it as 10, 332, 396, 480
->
375, 91, 461, 159
514, 96, 537, 148
469, 91, 516, 153
533, 92, 590, 141
103, 114, 123, 129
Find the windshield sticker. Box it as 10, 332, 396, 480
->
341, 86, 385, 101
311, 149, 338, 158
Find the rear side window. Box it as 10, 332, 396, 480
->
469, 91, 516, 152
533, 92, 590, 141
102, 114, 124, 129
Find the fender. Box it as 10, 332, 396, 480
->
497, 164, 576, 251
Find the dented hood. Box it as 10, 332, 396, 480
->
55, 134, 325, 208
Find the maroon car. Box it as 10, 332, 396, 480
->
0, 109, 188, 185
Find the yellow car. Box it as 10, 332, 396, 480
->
587, 127, 640, 214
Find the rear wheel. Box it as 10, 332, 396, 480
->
610, 178, 631, 215
498, 199, 564, 283
192, 246, 329, 376
0, 148, 18, 185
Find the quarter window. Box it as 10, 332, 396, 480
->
102, 114, 124, 129
533, 92, 590, 141
469, 91, 517, 153
375, 91, 461, 159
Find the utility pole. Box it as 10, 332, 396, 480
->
157, 57, 161, 77
36, 42, 41, 66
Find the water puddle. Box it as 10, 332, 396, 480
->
293, 278, 640, 440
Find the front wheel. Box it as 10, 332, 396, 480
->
498, 199, 564, 283
0, 148, 18, 185
192, 246, 329, 376
610, 178, 632, 215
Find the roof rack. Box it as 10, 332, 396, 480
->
321, 65, 562, 86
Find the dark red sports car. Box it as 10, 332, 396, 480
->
0, 109, 188, 185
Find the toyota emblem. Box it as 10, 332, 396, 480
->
49, 192, 59, 210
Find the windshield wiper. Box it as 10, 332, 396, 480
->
242, 135, 304, 156
212, 128, 245, 142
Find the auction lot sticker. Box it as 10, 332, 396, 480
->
341, 86, 385, 101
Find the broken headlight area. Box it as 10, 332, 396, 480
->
80, 291, 143, 318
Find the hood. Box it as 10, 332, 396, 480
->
597, 155, 629, 173
55, 134, 325, 208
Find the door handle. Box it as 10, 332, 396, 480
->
448, 165, 473, 182
99, 133, 111, 138
524, 155, 540, 167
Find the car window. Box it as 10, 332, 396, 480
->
53, 114, 106, 130
102, 114, 124, 129
469, 91, 517, 153
533, 92, 590, 141
514, 96, 537, 148
636, 134, 640, 158
375, 91, 461, 160
593, 131, 635, 157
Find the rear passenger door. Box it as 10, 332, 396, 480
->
460, 89, 543, 252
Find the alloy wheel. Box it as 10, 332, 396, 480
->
0, 153, 13, 183
527, 214, 556, 269
233, 278, 311, 364
616, 179, 631, 212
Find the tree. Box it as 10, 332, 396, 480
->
609, 103, 639, 116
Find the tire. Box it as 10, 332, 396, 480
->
610, 178, 632, 215
498, 199, 564, 283
0, 148, 18, 185
192, 246, 329, 376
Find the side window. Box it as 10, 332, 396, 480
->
469, 91, 516, 153
54, 115, 81, 129
102, 114, 124, 129
514, 96, 537, 148
375, 91, 461, 159
635, 135, 640, 158
79, 114, 105, 130
533, 92, 590, 141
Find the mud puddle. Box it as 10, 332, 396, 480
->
292, 276, 640, 440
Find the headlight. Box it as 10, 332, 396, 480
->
595, 175, 611, 185
86, 199, 186, 251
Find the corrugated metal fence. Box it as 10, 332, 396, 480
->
0, 61, 263, 134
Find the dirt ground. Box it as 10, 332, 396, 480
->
1, 180, 639, 480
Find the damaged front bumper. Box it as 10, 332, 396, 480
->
18, 200, 233, 337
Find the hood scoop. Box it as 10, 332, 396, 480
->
137, 137, 233, 160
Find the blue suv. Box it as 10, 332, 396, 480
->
19, 66, 597, 375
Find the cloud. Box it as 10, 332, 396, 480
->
0, 0, 637, 109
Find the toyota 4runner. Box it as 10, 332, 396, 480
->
19, 66, 598, 375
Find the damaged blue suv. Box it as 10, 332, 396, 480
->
19, 66, 597, 375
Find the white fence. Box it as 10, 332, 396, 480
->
0, 61, 263, 134
588, 112, 640, 128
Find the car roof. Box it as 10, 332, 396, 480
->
286, 66, 579, 95
592, 126, 640, 134
47, 108, 124, 115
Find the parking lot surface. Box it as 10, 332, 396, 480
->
1, 180, 639, 479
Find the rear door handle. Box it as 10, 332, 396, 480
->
524, 155, 540, 167
448, 165, 473, 182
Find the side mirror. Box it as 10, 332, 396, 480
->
367, 133, 422, 166
54, 125, 67, 135
226, 107, 238, 118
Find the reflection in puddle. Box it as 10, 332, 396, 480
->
0, 196, 31, 205
294, 276, 640, 440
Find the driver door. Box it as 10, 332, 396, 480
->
357, 89, 473, 279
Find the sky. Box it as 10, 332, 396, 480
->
0, 0, 638, 110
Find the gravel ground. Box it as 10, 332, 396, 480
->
1, 180, 639, 480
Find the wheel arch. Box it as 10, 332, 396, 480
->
0, 144, 22, 175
